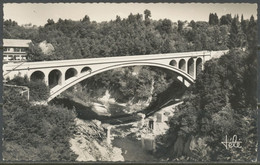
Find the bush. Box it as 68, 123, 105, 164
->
28, 81, 49, 101
7, 75, 50, 101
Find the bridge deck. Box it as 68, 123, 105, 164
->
4, 50, 215, 69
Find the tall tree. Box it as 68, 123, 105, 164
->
220, 14, 232, 25
228, 16, 243, 49
240, 14, 248, 34
144, 9, 151, 20
209, 13, 219, 25
246, 15, 257, 51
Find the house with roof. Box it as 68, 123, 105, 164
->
3, 39, 32, 62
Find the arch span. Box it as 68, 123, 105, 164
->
47, 62, 195, 102
49, 69, 62, 88
196, 58, 202, 76
65, 68, 78, 80
179, 59, 186, 71
169, 60, 177, 67
30, 70, 45, 82
81, 66, 92, 73
188, 58, 194, 77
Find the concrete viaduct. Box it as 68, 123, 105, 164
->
3, 50, 228, 102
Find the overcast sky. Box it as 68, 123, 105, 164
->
3, 3, 257, 26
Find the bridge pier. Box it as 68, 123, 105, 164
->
61, 73, 65, 86
103, 124, 112, 144
44, 75, 49, 86
194, 59, 197, 79
43, 71, 49, 86
185, 59, 188, 73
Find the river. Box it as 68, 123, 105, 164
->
112, 136, 158, 161
110, 123, 160, 162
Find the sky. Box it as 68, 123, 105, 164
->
3, 3, 257, 26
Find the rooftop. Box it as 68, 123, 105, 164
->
3, 39, 32, 47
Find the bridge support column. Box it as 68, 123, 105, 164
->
106, 126, 112, 144
61, 73, 65, 86
44, 76, 49, 86
103, 125, 112, 145
194, 60, 197, 79
202, 56, 205, 71
177, 76, 184, 83
185, 59, 188, 73
43, 71, 49, 86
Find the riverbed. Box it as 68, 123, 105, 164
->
109, 122, 159, 162
50, 97, 170, 161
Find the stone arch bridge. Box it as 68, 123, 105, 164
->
3, 50, 228, 102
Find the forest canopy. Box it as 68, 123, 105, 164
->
3, 11, 256, 61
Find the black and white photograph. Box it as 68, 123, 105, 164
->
2, 2, 258, 162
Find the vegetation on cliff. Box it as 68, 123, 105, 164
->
157, 17, 257, 161
3, 87, 77, 161
3, 86, 121, 161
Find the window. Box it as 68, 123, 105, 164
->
3, 47, 10, 52
21, 48, 27, 52
14, 48, 20, 52
10, 55, 14, 60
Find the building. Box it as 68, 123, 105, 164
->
3, 39, 32, 62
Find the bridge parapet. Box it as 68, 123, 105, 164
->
3, 50, 214, 72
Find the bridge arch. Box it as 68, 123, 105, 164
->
81, 66, 92, 73
30, 70, 45, 82
179, 59, 186, 71
169, 60, 177, 67
65, 68, 78, 80
188, 58, 194, 77
196, 58, 203, 76
49, 69, 62, 88
47, 62, 194, 102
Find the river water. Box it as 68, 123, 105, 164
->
112, 137, 158, 162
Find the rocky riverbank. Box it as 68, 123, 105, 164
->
70, 118, 124, 161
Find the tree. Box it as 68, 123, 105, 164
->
144, 9, 151, 26
228, 16, 243, 49
82, 15, 90, 23
144, 9, 151, 20
177, 20, 184, 33
240, 14, 248, 34
45, 19, 55, 27
246, 15, 257, 50
220, 14, 232, 25
27, 42, 46, 61
209, 13, 219, 25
